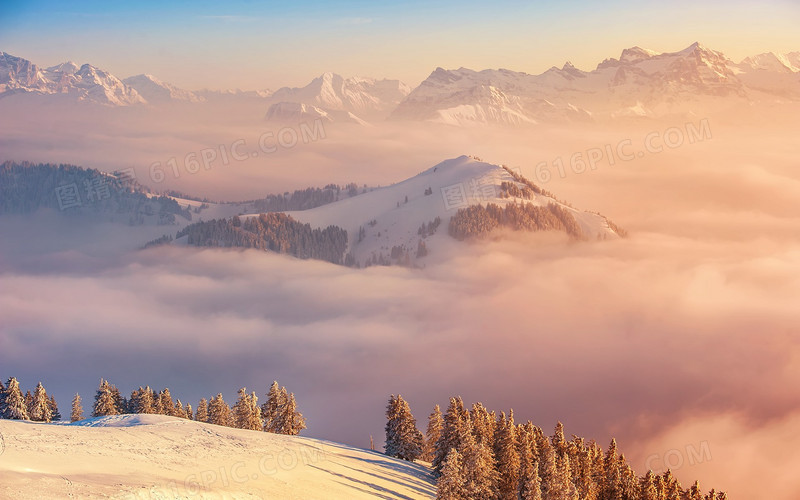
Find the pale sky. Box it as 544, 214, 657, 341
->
1, 0, 799, 91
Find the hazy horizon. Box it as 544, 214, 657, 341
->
2, 0, 799, 90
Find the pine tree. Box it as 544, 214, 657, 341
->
158, 388, 175, 416
24, 390, 33, 415
618, 456, 638, 500
233, 387, 261, 430
436, 448, 466, 500
207, 393, 231, 426
538, 436, 557, 499
130, 386, 156, 414
433, 396, 470, 472
29, 382, 53, 422
600, 438, 621, 500
687, 481, 703, 500
261, 381, 287, 433
71, 393, 84, 422
174, 399, 187, 419
282, 393, 305, 435
93, 379, 119, 417
640, 470, 659, 500
460, 430, 497, 499
384, 394, 423, 461
49, 395, 61, 421
423, 405, 443, 462
195, 398, 209, 423
185, 403, 193, 421
493, 411, 520, 499
522, 459, 544, 500
1, 377, 29, 420
470, 402, 496, 447
552, 421, 567, 459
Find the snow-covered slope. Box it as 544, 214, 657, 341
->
393, 42, 799, 125
123, 74, 205, 103
733, 52, 800, 99
0, 52, 50, 94
266, 72, 411, 123
0, 415, 436, 499
282, 156, 621, 267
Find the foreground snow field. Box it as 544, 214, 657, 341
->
0, 415, 436, 499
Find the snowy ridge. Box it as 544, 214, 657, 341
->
279, 156, 621, 267
123, 74, 205, 103
393, 42, 800, 125
266, 72, 411, 123
0, 415, 436, 499
0, 52, 144, 105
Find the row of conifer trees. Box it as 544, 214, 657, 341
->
0, 377, 305, 436
385, 395, 727, 500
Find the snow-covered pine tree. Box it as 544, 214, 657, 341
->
436, 448, 466, 500
29, 382, 52, 422
233, 387, 253, 429
552, 421, 567, 459
195, 398, 209, 423
1, 377, 29, 420
470, 402, 495, 447
281, 393, 306, 435
130, 386, 156, 414
536, 434, 556, 498
687, 481, 703, 500
661, 469, 683, 500
185, 403, 193, 421
24, 390, 33, 415
600, 438, 621, 500
49, 395, 61, 421
460, 429, 497, 499
261, 381, 286, 433
618, 455, 638, 500
71, 393, 84, 422
433, 396, 470, 472
423, 404, 443, 462
207, 393, 231, 426
384, 394, 423, 461
93, 379, 119, 417
248, 392, 263, 431
522, 458, 543, 500
493, 411, 520, 499
174, 399, 186, 418
553, 452, 580, 500
158, 388, 175, 416
640, 470, 659, 500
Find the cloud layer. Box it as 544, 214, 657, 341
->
2, 109, 800, 498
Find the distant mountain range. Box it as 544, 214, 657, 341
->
2, 43, 798, 124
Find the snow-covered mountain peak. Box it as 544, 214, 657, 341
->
265, 72, 410, 123
738, 52, 800, 73
46, 61, 79, 74
281, 155, 622, 266
123, 73, 205, 103
619, 46, 658, 63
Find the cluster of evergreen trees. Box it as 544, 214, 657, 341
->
88, 379, 306, 435
0, 161, 188, 225
0, 377, 61, 422
251, 183, 361, 212
1, 377, 305, 436
176, 213, 348, 264
449, 202, 584, 241
385, 395, 726, 500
